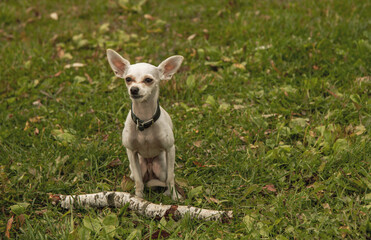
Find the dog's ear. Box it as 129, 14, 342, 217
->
107, 49, 130, 78
158, 55, 184, 80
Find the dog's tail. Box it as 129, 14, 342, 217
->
146, 179, 167, 188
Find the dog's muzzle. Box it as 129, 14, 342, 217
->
130, 87, 143, 99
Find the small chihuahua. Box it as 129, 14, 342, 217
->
107, 49, 183, 200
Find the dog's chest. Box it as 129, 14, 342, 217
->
123, 125, 174, 157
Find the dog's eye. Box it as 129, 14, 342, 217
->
125, 77, 132, 83
144, 78, 153, 83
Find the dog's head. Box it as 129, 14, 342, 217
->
107, 49, 183, 102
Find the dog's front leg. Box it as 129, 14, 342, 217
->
126, 149, 144, 198
164, 145, 180, 200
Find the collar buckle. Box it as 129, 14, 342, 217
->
136, 119, 154, 131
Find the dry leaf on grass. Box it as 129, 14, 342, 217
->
5, 216, 14, 238
121, 176, 134, 191
64, 63, 85, 69
108, 158, 122, 168
205, 196, 221, 204
193, 140, 202, 148
262, 184, 276, 192
50, 12, 58, 20
187, 33, 197, 40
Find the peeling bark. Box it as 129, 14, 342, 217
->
51, 192, 232, 222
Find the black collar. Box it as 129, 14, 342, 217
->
131, 101, 161, 131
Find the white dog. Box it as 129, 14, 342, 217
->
107, 49, 183, 200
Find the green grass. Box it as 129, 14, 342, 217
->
1, 0, 370, 239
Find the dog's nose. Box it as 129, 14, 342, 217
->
130, 87, 139, 95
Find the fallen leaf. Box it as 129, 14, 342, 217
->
51, 129, 76, 144
175, 183, 186, 199
262, 184, 276, 192
57, 46, 64, 58
29, 116, 43, 123
10, 202, 30, 215
84, 73, 93, 84
35, 209, 48, 216
144, 14, 156, 20
24, 121, 30, 131
205, 196, 220, 204
339, 225, 350, 238
262, 113, 277, 118
16, 214, 26, 228
264, 129, 273, 135
40, 90, 53, 98
233, 104, 245, 110
205, 95, 216, 106
188, 186, 203, 199
49, 194, 61, 205
186, 75, 196, 88
50, 12, 58, 20
232, 129, 247, 143
218, 102, 230, 111
322, 203, 331, 211
118, 0, 147, 13
254, 44, 272, 50
108, 158, 122, 168
5, 216, 14, 238
34, 128, 39, 135
0, 29, 14, 40
249, 144, 259, 149
193, 161, 205, 167
326, 89, 340, 98
145, 229, 170, 240
187, 33, 197, 40
270, 60, 282, 77
74, 76, 86, 84
64, 63, 85, 69
102, 134, 109, 141
193, 140, 202, 148
53, 71, 63, 77
355, 76, 370, 83
32, 100, 42, 106
243, 215, 255, 231
99, 23, 110, 33
50, 33, 59, 43
355, 125, 366, 135
61, 53, 73, 60
121, 176, 134, 191
221, 56, 232, 62
233, 63, 246, 70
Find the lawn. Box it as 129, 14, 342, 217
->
0, 0, 370, 239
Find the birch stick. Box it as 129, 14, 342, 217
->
50, 192, 233, 222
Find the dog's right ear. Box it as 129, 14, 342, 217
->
106, 49, 130, 78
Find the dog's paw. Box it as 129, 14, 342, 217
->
164, 189, 183, 201
172, 192, 183, 201
135, 191, 144, 198
164, 189, 171, 197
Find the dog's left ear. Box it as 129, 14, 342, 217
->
158, 55, 184, 80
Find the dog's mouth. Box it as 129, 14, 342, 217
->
131, 95, 143, 99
